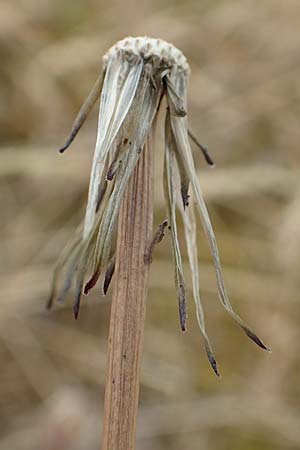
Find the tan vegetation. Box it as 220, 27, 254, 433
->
1, 1, 300, 449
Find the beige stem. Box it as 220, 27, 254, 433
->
101, 134, 153, 450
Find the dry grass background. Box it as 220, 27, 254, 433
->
1, 0, 300, 449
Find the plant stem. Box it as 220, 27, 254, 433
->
101, 134, 153, 450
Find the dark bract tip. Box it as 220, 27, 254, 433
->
58, 143, 69, 154
242, 326, 271, 352
84, 270, 101, 295
46, 291, 54, 310
73, 305, 79, 320
207, 350, 221, 378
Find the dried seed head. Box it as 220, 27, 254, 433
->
103, 36, 190, 74
50, 36, 270, 377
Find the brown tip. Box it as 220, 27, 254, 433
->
73, 284, 83, 320
73, 304, 79, 320
58, 135, 75, 153
206, 350, 221, 378
103, 261, 115, 295
181, 187, 189, 210
58, 114, 88, 154
46, 292, 54, 310
199, 143, 215, 167
179, 283, 187, 332
84, 270, 101, 295
242, 326, 271, 352
188, 130, 215, 166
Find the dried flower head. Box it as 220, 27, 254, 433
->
48, 36, 270, 375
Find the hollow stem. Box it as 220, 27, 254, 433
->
101, 133, 153, 450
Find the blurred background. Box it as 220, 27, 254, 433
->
1, 0, 300, 449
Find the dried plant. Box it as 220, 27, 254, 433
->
48, 36, 270, 378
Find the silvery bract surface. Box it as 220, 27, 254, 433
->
48, 37, 270, 376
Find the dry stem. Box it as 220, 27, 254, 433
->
101, 134, 153, 450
